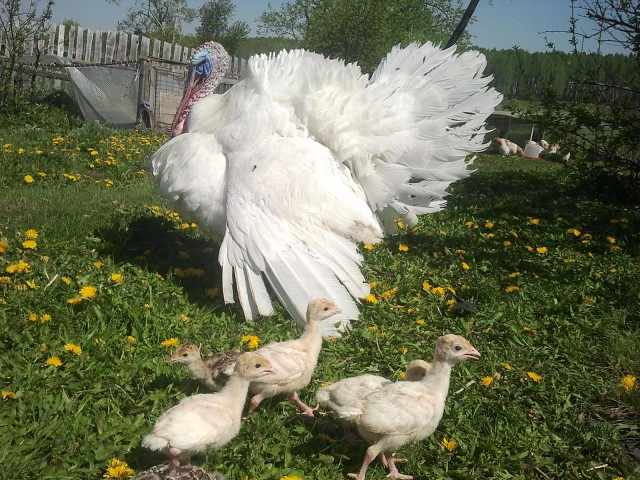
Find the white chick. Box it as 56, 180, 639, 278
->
168, 343, 241, 390
349, 334, 480, 480
494, 137, 511, 156
142, 352, 274, 469
249, 298, 340, 416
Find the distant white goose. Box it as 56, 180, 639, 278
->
152, 41, 502, 335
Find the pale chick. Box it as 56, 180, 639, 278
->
142, 352, 274, 469
248, 298, 340, 416
349, 334, 480, 480
316, 359, 432, 422
168, 343, 241, 390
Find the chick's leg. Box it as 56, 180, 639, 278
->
249, 393, 265, 412
288, 391, 318, 417
348, 444, 381, 480
386, 455, 413, 480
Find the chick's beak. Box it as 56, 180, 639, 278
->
464, 346, 481, 360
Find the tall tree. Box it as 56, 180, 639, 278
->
197, 0, 249, 54
115, 0, 196, 42
258, 0, 319, 41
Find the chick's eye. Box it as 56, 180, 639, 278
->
454, 345, 462, 351
323, 307, 329, 311
255, 363, 262, 368
182, 353, 188, 357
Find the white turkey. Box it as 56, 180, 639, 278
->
152, 41, 501, 335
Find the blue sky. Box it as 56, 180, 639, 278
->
52, 0, 618, 53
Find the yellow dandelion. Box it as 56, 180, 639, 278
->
104, 179, 114, 188
500, 362, 513, 370
380, 287, 398, 301
480, 376, 494, 387
79, 285, 97, 299
484, 220, 495, 229
527, 371, 543, 383
179, 223, 190, 230
567, 228, 582, 237
279, 475, 304, 480
505, 285, 520, 293
64, 343, 82, 356
508, 272, 520, 278
40, 313, 51, 323
241, 335, 260, 350
399, 346, 408, 354
28, 312, 38, 322
536, 246, 548, 254
461, 262, 471, 271
528, 218, 541, 225
24, 229, 38, 239
103, 458, 135, 479
431, 287, 445, 297
110, 273, 124, 285
415, 319, 426, 326
22, 239, 37, 250
0, 276, 10, 284
363, 243, 375, 251
1, 390, 17, 400
46, 356, 63, 367
464, 221, 477, 228
446, 298, 457, 311
93, 260, 104, 269
621, 375, 637, 392
179, 314, 189, 322
24, 280, 37, 289
5, 260, 31, 274
160, 338, 179, 348
126, 336, 136, 345
365, 293, 379, 304
422, 280, 432, 292
607, 236, 617, 245
67, 296, 82, 305
23, 175, 34, 184
398, 243, 409, 252
0, 239, 8, 254
61, 276, 72, 285
441, 437, 458, 452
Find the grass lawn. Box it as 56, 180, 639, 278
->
0, 105, 639, 480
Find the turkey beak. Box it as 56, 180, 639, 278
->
171, 66, 197, 137
464, 347, 481, 360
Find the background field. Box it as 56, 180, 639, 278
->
0, 107, 638, 480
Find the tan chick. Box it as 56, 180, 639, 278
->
142, 352, 274, 470
168, 343, 241, 390
248, 298, 340, 416
349, 334, 480, 480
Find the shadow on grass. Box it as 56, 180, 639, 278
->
96, 215, 226, 308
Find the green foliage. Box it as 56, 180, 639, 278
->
197, 0, 250, 55
1, 105, 639, 479
304, 0, 447, 72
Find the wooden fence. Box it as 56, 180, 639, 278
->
0, 23, 249, 91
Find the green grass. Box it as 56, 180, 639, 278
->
1, 106, 639, 480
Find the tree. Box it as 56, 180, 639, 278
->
0, 0, 54, 105
197, 0, 249, 55
116, 0, 196, 42
258, 0, 320, 41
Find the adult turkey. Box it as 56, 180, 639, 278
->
152, 42, 501, 335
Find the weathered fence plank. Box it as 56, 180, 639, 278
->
116, 32, 128, 61
105, 31, 116, 63
93, 31, 103, 63
130, 34, 139, 61
172, 45, 182, 63
151, 39, 160, 58
140, 36, 150, 59
162, 41, 172, 60
83, 30, 93, 62
57, 24, 65, 57
75, 28, 85, 61
68, 27, 77, 59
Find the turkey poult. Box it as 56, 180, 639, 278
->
316, 359, 432, 422
152, 41, 502, 335
348, 335, 480, 480
248, 298, 339, 416
168, 343, 241, 390
141, 352, 274, 469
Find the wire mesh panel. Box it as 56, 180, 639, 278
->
150, 63, 187, 132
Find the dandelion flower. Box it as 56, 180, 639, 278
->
0, 276, 10, 284
484, 220, 495, 229
567, 228, 582, 237
126, 336, 136, 345
399, 346, 408, 354
64, 343, 82, 355
505, 285, 520, 293
607, 236, 617, 245
161, 338, 179, 348
28, 312, 38, 322
279, 475, 304, 480
22, 239, 37, 250
110, 273, 124, 284
241, 335, 260, 350
40, 313, 51, 323
527, 371, 543, 382
103, 458, 135, 479
461, 262, 471, 271
24, 229, 38, 239
480, 376, 494, 387
422, 280, 432, 292
441, 437, 458, 452
23, 175, 34, 184
398, 243, 409, 252
67, 296, 82, 305
79, 285, 97, 299
5, 260, 30, 274
363, 243, 375, 251
1, 390, 16, 400
500, 362, 513, 370
365, 293, 379, 304
93, 260, 104, 269
536, 246, 548, 254
621, 374, 637, 392
61, 276, 72, 285
431, 287, 445, 297
528, 218, 541, 225
380, 287, 398, 301
0, 239, 8, 254
179, 314, 189, 322
508, 272, 520, 278
415, 319, 426, 326
103, 179, 114, 188
46, 356, 63, 367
